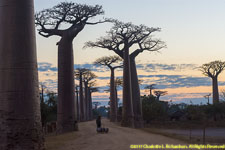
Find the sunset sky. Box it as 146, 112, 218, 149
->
34, 0, 225, 105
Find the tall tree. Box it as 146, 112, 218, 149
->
0, 0, 44, 149
35, 2, 106, 133
145, 84, 156, 96
39, 82, 47, 127
86, 20, 165, 127
75, 68, 88, 121
199, 60, 225, 104
115, 78, 123, 111
94, 56, 122, 122
203, 93, 211, 105
88, 87, 99, 120
114, 78, 142, 113
82, 70, 97, 120
75, 85, 80, 121
154, 90, 168, 101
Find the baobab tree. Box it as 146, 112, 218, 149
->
75, 85, 80, 121
94, 56, 122, 122
0, 0, 44, 149
203, 93, 211, 105
154, 90, 168, 101
145, 84, 156, 96
199, 60, 225, 104
75, 68, 88, 121
114, 78, 142, 112
39, 82, 47, 127
83, 70, 97, 120
88, 87, 99, 120
115, 78, 123, 110
86, 20, 165, 127
35, 2, 107, 133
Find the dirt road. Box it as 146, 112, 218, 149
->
47, 118, 186, 150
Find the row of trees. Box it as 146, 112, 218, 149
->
86, 21, 166, 127
75, 68, 98, 122
35, 1, 166, 130
2, 1, 224, 149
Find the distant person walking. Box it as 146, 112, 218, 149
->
96, 115, 101, 128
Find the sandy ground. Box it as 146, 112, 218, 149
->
48, 118, 187, 150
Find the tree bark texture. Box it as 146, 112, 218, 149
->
0, 0, 44, 149
130, 58, 144, 128
121, 46, 134, 127
212, 77, 219, 104
57, 35, 76, 133
110, 69, 117, 122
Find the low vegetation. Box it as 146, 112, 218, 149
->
142, 95, 225, 128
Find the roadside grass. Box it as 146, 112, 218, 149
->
141, 128, 190, 143
141, 127, 225, 144
45, 132, 79, 150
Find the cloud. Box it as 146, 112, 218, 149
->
74, 63, 109, 72
161, 93, 213, 105
139, 75, 225, 89
136, 63, 198, 72
97, 76, 111, 80
38, 62, 58, 72
37, 61, 225, 105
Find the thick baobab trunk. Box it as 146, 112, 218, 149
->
57, 36, 77, 133
84, 82, 89, 120
110, 69, 117, 122
130, 58, 143, 128
79, 74, 85, 121
212, 77, 219, 104
121, 46, 134, 127
0, 0, 44, 149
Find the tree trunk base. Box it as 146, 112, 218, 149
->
133, 115, 144, 128
57, 121, 78, 134
0, 112, 44, 150
121, 116, 134, 128
110, 114, 117, 122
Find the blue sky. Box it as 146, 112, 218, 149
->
35, 0, 225, 105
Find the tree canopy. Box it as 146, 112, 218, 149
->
35, 2, 106, 38
94, 55, 122, 69
199, 60, 225, 78
85, 20, 166, 58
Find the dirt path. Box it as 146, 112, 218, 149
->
47, 118, 186, 150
